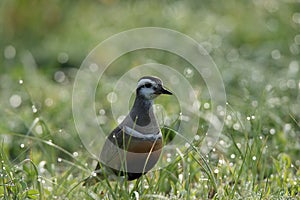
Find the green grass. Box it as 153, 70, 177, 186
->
1, 0, 300, 199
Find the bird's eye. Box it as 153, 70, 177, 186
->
144, 83, 152, 88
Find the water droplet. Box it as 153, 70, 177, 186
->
183, 68, 194, 78
192, 101, 201, 111
194, 135, 200, 141
117, 115, 126, 124
20, 143, 25, 148
54, 71, 66, 83
233, 123, 240, 130
73, 152, 79, 157
203, 102, 210, 109
89, 63, 98, 72
287, 79, 296, 89
271, 49, 281, 59
284, 124, 292, 133
251, 100, 258, 107
185, 143, 190, 148
178, 174, 183, 182
295, 34, 300, 45
4, 45, 16, 59
269, 128, 276, 135
57, 158, 62, 162
251, 115, 256, 120
213, 169, 219, 174
289, 61, 299, 74
9, 94, 22, 108
219, 140, 225, 146
45, 98, 53, 107
57, 52, 69, 64
230, 154, 235, 159
19, 79, 23, 85
107, 92, 117, 103
290, 43, 299, 55
218, 159, 225, 165
292, 12, 300, 24
247, 116, 251, 121
252, 156, 257, 161
32, 105, 38, 113
35, 125, 43, 134
99, 109, 106, 115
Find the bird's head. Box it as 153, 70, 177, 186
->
136, 76, 172, 100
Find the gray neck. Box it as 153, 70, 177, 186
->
129, 97, 154, 126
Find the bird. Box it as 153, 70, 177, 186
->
84, 76, 172, 185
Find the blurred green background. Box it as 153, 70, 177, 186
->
0, 0, 300, 199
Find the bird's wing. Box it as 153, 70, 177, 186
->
99, 126, 125, 169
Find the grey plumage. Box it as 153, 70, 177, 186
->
84, 76, 172, 185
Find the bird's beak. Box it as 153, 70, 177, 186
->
160, 87, 172, 95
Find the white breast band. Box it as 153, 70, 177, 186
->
124, 126, 162, 140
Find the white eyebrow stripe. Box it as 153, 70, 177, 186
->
124, 126, 162, 140
137, 79, 156, 88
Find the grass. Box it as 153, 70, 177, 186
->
1, 0, 300, 199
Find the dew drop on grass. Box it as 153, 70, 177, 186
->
219, 159, 225, 165
35, 125, 43, 134
73, 152, 79, 157
4, 45, 16, 59
32, 105, 38, 113
20, 143, 25, 148
251, 100, 258, 107
203, 102, 210, 109
226, 115, 232, 120
57, 52, 69, 64
252, 156, 257, 161
54, 71, 66, 83
107, 92, 117, 103
213, 169, 219, 174
99, 109, 106, 115
178, 174, 183, 183
57, 158, 62, 162
271, 49, 281, 59
233, 123, 240, 130
19, 79, 23, 85
292, 12, 300, 24
185, 143, 190, 148
194, 135, 200, 141
230, 154, 235, 159
269, 128, 276, 135
247, 116, 251, 121
117, 115, 126, 124
45, 98, 53, 107
9, 94, 22, 108
183, 67, 194, 78
89, 63, 99, 72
